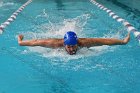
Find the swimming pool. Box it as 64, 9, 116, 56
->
0, 0, 140, 93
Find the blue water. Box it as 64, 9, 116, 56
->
0, 0, 140, 93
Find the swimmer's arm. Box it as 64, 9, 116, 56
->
78, 33, 130, 47
18, 35, 64, 48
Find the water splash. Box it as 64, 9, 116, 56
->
22, 12, 118, 61
35, 9, 48, 19
24, 13, 91, 38
22, 45, 116, 62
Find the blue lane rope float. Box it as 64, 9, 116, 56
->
0, 0, 32, 34
90, 0, 140, 44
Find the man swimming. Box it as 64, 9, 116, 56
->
18, 31, 130, 55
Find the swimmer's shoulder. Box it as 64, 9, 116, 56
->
43, 38, 64, 48
78, 38, 96, 47
78, 38, 89, 47
53, 38, 64, 47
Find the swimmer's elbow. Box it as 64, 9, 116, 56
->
18, 41, 27, 46
122, 39, 130, 45
122, 41, 128, 45
18, 42, 23, 46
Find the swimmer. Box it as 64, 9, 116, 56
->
18, 31, 130, 55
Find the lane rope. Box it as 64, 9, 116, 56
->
0, 0, 32, 34
90, 0, 140, 44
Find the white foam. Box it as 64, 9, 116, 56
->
0, 2, 14, 7
23, 45, 116, 62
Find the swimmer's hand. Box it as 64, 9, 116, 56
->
123, 32, 130, 44
18, 35, 24, 45
18, 34, 24, 41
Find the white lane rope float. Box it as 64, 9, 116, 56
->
90, 0, 140, 44
0, 0, 32, 34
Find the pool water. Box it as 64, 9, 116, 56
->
0, 0, 140, 93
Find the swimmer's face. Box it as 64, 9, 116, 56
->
65, 45, 78, 55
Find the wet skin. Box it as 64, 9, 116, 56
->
18, 32, 130, 55
65, 45, 78, 55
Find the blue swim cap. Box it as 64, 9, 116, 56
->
64, 31, 78, 45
